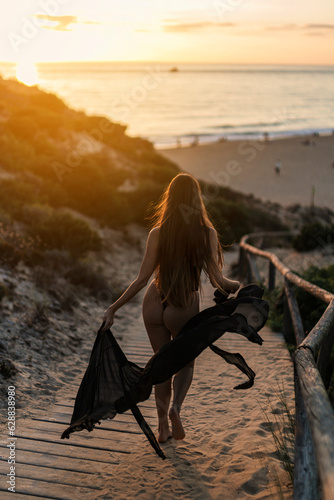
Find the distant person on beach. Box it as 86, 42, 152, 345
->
275, 159, 281, 175
191, 135, 199, 147
102, 173, 240, 443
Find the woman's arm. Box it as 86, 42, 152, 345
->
209, 228, 240, 292
101, 228, 159, 330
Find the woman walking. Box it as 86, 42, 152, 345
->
102, 173, 240, 443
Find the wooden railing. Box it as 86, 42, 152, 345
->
238, 231, 334, 500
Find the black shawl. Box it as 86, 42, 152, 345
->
61, 284, 268, 459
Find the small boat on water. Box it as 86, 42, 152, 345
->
169, 66, 179, 72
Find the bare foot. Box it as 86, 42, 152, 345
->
158, 425, 173, 443
169, 406, 185, 440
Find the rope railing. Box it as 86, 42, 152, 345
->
238, 232, 334, 500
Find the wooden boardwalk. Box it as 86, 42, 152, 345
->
0, 280, 294, 499
0, 322, 157, 500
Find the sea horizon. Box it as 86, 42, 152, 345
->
1, 61, 333, 148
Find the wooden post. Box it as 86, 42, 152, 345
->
317, 324, 334, 388
246, 253, 261, 284
284, 279, 305, 346
295, 347, 334, 500
283, 286, 294, 344
238, 246, 246, 281
268, 261, 276, 292
293, 369, 319, 500
247, 253, 253, 284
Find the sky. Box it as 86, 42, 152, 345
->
1, 0, 334, 65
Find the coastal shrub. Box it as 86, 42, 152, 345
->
206, 199, 252, 244
293, 222, 334, 251
64, 259, 108, 294
0, 178, 45, 218
29, 91, 67, 113
7, 115, 39, 141
0, 282, 8, 302
27, 210, 102, 257
0, 239, 21, 268
0, 222, 42, 268
267, 264, 334, 337
247, 207, 287, 232
0, 359, 18, 379
126, 183, 166, 225
138, 161, 179, 184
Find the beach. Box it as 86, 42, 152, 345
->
160, 135, 334, 211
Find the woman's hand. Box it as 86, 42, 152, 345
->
101, 306, 115, 331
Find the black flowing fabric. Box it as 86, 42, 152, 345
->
61, 284, 268, 459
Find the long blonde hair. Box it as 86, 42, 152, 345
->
150, 173, 224, 308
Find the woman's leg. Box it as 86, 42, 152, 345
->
163, 293, 199, 439
142, 281, 172, 443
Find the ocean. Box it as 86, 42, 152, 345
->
1, 62, 333, 148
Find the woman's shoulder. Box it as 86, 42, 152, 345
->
150, 226, 160, 236
148, 226, 161, 242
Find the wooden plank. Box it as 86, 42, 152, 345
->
0, 476, 101, 500
0, 438, 127, 463
26, 418, 142, 437
0, 491, 49, 500
49, 411, 156, 427
295, 347, 334, 500
3, 462, 105, 489
15, 427, 138, 450
0, 448, 113, 472
14, 434, 131, 455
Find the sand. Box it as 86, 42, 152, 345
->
160, 135, 334, 211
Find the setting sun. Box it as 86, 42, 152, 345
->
15, 60, 39, 86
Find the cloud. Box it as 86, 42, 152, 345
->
163, 21, 236, 33
305, 24, 334, 30
264, 23, 334, 37
34, 15, 78, 31
265, 23, 299, 31
34, 15, 101, 32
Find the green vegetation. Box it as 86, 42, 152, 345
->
25, 208, 103, 257
0, 76, 289, 297
268, 265, 334, 335
0, 282, 8, 302
293, 222, 334, 251
294, 265, 334, 333
205, 184, 286, 244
